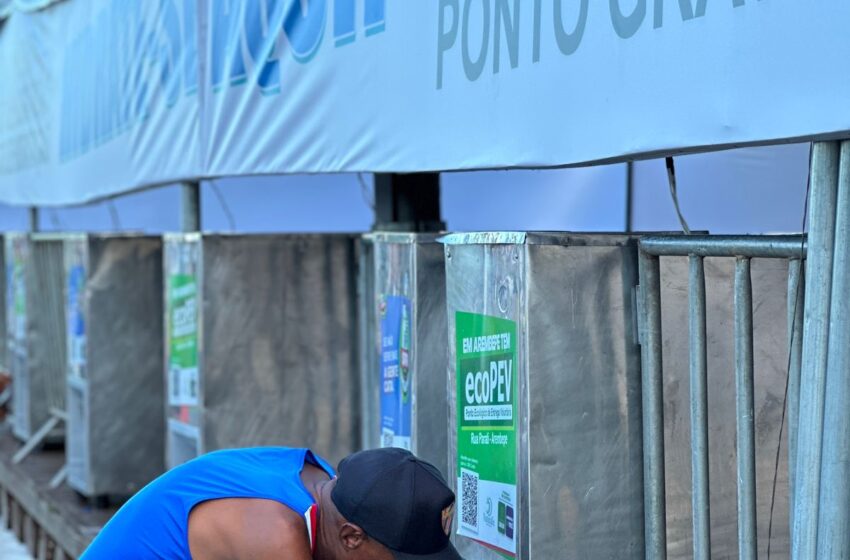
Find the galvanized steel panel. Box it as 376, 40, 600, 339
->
446, 239, 528, 560
30, 236, 67, 416
445, 233, 644, 560
66, 375, 89, 492
5, 234, 27, 438
64, 235, 89, 493
526, 243, 644, 559
6, 234, 67, 442
65, 235, 166, 497
357, 237, 378, 452
364, 233, 449, 478
164, 233, 202, 468
165, 235, 362, 470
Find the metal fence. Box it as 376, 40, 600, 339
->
793, 141, 850, 560
637, 235, 806, 559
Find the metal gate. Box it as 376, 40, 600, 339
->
637, 235, 806, 559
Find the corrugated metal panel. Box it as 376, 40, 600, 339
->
6, 234, 66, 442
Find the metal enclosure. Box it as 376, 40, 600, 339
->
5, 234, 67, 442
443, 233, 645, 560
64, 235, 165, 498
361, 233, 448, 477
164, 234, 361, 470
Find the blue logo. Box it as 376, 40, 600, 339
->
212, 0, 387, 94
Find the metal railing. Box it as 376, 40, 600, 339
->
637, 234, 807, 560
795, 140, 850, 559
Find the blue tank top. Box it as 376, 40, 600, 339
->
81, 447, 335, 560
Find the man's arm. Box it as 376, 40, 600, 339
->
236, 515, 313, 560
189, 498, 314, 560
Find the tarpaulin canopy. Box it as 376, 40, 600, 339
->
0, 0, 848, 206
0, 0, 65, 19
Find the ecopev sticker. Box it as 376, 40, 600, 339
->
9, 244, 26, 346
168, 274, 199, 407
379, 295, 413, 450
456, 312, 517, 557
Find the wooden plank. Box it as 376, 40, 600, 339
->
0, 427, 117, 559
23, 512, 36, 553
1, 487, 8, 528
11, 498, 22, 539
36, 526, 48, 560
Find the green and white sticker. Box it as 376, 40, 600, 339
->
168, 274, 199, 407
12, 257, 26, 343
455, 312, 517, 557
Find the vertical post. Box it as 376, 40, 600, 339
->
734, 257, 757, 560
181, 181, 201, 232
638, 250, 667, 560
816, 140, 850, 558
373, 173, 444, 232
787, 257, 804, 536
625, 162, 634, 232
357, 237, 377, 449
689, 255, 710, 560
794, 141, 840, 560
28, 207, 39, 232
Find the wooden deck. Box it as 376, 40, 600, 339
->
0, 424, 117, 559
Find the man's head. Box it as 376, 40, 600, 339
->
318, 448, 463, 560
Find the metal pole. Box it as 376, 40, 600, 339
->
794, 141, 840, 560
787, 257, 805, 537
640, 235, 806, 259
734, 257, 757, 560
688, 255, 710, 560
28, 207, 39, 232
625, 162, 634, 232
816, 139, 850, 558
638, 250, 667, 560
373, 173, 444, 232
181, 181, 201, 232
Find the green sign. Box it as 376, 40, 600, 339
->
455, 312, 517, 557
12, 257, 25, 342
168, 274, 199, 407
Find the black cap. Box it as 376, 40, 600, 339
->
331, 448, 463, 560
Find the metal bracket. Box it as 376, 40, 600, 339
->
48, 466, 67, 490
12, 408, 66, 464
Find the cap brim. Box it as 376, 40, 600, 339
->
391, 541, 464, 560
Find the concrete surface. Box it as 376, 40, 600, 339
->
0, 525, 32, 559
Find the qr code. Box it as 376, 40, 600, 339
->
382, 431, 394, 448
461, 469, 478, 529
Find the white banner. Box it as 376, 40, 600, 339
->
0, 0, 848, 205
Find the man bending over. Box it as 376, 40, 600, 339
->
82, 447, 462, 560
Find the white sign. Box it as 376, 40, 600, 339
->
0, 0, 847, 205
